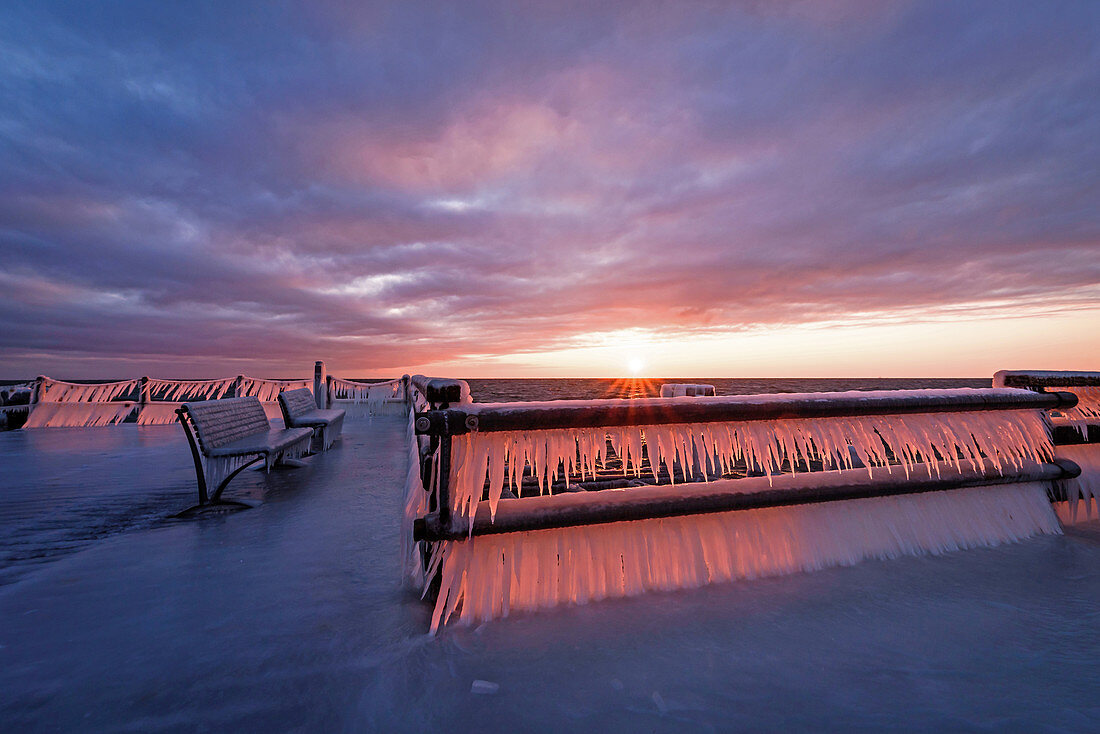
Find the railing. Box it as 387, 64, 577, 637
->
407, 387, 1079, 544
12, 362, 415, 429
993, 370, 1100, 522
19, 374, 314, 428
0, 381, 34, 429
994, 370, 1100, 441
405, 383, 1087, 629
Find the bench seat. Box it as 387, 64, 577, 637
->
278, 388, 345, 450
287, 408, 345, 428
206, 427, 315, 457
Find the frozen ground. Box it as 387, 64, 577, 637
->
1, 418, 1098, 732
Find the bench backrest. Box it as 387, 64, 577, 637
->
183, 396, 270, 451
278, 388, 316, 421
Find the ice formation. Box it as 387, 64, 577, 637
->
411, 404, 1064, 630
135, 378, 240, 425
201, 441, 310, 494
402, 406, 430, 584
23, 402, 137, 428
23, 375, 316, 428
1054, 443, 1100, 523
24, 378, 139, 428
330, 378, 404, 416
148, 377, 235, 402
442, 409, 1054, 529
427, 481, 1061, 630
236, 377, 312, 403
1060, 386, 1100, 433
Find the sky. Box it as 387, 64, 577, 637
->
1, 0, 1098, 379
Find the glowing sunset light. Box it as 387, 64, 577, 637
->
0, 2, 1096, 379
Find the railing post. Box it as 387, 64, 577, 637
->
314, 361, 327, 409
402, 374, 411, 405
234, 374, 245, 398
326, 374, 334, 409
437, 433, 452, 530
137, 376, 149, 422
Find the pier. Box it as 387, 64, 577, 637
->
2, 398, 1099, 730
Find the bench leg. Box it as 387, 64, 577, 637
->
211, 456, 266, 503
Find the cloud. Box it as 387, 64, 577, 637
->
0, 0, 1097, 377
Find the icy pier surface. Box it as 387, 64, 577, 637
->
2, 420, 1099, 731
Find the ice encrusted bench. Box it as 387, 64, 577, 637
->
277, 388, 346, 451
176, 396, 313, 511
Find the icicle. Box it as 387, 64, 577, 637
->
24, 402, 136, 428
37, 378, 138, 405
136, 403, 182, 425
147, 377, 235, 402
1059, 386, 1100, 438
441, 409, 1054, 523
402, 407, 430, 584
1053, 443, 1100, 524
329, 377, 405, 415
427, 481, 1061, 631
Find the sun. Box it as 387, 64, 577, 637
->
627, 357, 644, 376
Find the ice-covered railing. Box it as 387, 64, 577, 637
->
408, 388, 1081, 629
22, 374, 314, 428
328, 376, 406, 416
994, 370, 1100, 523
994, 370, 1100, 433
24, 377, 141, 428
136, 377, 239, 425
401, 377, 474, 581
0, 381, 35, 429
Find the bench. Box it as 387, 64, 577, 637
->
176, 396, 313, 509
277, 388, 346, 451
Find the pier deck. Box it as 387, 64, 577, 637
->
1, 418, 1098, 731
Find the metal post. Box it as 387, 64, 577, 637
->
314, 361, 327, 409
437, 433, 452, 530
326, 374, 334, 410
137, 376, 149, 422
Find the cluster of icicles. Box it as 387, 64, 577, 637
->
330, 377, 405, 417
428, 481, 1060, 630
412, 407, 1064, 631
442, 409, 1054, 530
1055, 443, 1100, 524
25, 378, 141, 428
24, 375, 312, 428
202, 440, 310, 493
1060, 386, 1100, 433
